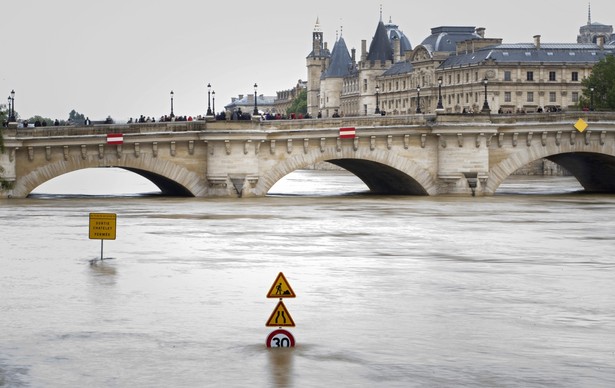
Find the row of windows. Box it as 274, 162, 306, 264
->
511, 71, 580, 82
358, 70, 582, 95
503, 91, 580, 103
376, 90, 581, 109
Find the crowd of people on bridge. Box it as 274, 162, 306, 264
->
126, 115, 198, 124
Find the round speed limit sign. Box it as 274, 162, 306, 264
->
266, 329, 295, 348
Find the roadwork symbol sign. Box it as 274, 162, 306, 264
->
267, 272, 296, 298
266, 301, 296, 327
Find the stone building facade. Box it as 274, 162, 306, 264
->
306, 7, 615, 118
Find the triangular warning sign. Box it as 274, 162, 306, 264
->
267, 272, 296, 298
266, 301, 296, 327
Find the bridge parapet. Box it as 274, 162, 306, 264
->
5, 111, 615, 140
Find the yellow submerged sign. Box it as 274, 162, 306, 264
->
266, 272, 296, 298
89, 213, 117, 240
266, 301, 296, 327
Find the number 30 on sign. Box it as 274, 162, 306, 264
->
266, 329, 295, 348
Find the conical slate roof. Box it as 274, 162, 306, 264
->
367, 21, 393, 62
323, 36, 354, 78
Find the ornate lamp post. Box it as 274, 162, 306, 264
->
436, 78, 444, 110
206, 83, 213, 116
375, 84, 381, 114
170, 90, 175, 118
212, 90, 216, 116
7, 96, 12, 123
9, 89, 16, 122
590, 87, 595, 111
253, 83, 259, 115
481, 77, 491, 113
416, 86, 421, 114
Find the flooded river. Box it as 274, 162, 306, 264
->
1, 170, 614, 387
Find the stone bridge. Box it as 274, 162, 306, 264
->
2, 113, 615, 198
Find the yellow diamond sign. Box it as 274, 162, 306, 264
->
574, 118, 589, 133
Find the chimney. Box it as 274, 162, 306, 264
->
476, 27, 486, 38
393, 37, 401, 63
361, 39, 367, 61
534, 35, 541, 49
351, 48, 356, 63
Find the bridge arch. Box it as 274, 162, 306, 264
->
486, 141, 615, 194
255, 147, 437, 196
13, 154, 203, 197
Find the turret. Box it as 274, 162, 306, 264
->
306, 17, 330, 116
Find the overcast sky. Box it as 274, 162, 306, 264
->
2, 0, 613, 122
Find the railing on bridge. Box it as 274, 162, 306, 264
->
4, 112, 615, 139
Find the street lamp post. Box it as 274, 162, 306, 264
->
7, 96, 12, 123
170, 90, 175, 118
590, 87, 595, 111
416, 86, 421, 114
9, 89, 16, 122
481, 77, 491, 113
436, 78, 444, 111
212, 90, 216, 116
206, 83, 212, 116
375, 85, 380, 114
253, 83, 259, 116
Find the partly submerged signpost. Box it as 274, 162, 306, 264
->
89, 213, 117, 260
266, 272, 296, 348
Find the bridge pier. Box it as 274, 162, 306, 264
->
0, 133, 19, 197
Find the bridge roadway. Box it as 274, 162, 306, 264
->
2, 113, 615, 198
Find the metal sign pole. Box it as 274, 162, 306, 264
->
100, 240, 104, 261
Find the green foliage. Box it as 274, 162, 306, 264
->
581, 55, 615, 110
1, 104, 6, 152
286, 89, 307, 116
0, 108, 5, 188
68, 109, 85, 124
1, 104, 7, 124
28, 115, 54, 126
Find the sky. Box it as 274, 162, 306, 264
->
2, 0, 613, 122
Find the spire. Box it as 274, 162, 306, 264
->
314, 17, 321, 32
379, 4, 383, 22
366, 19, 394, 62
588, 2, 592, 25
322, 36, 354, 78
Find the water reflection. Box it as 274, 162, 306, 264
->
88, 259, 117, 286
267, 348, 295, 387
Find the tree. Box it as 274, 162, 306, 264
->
28, 115, 54, 126
286, 89, 307, 116
68, 109, 86, 124
581, 55, 615, 110
0, 104, 7, 190
0, 103, 7, 125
